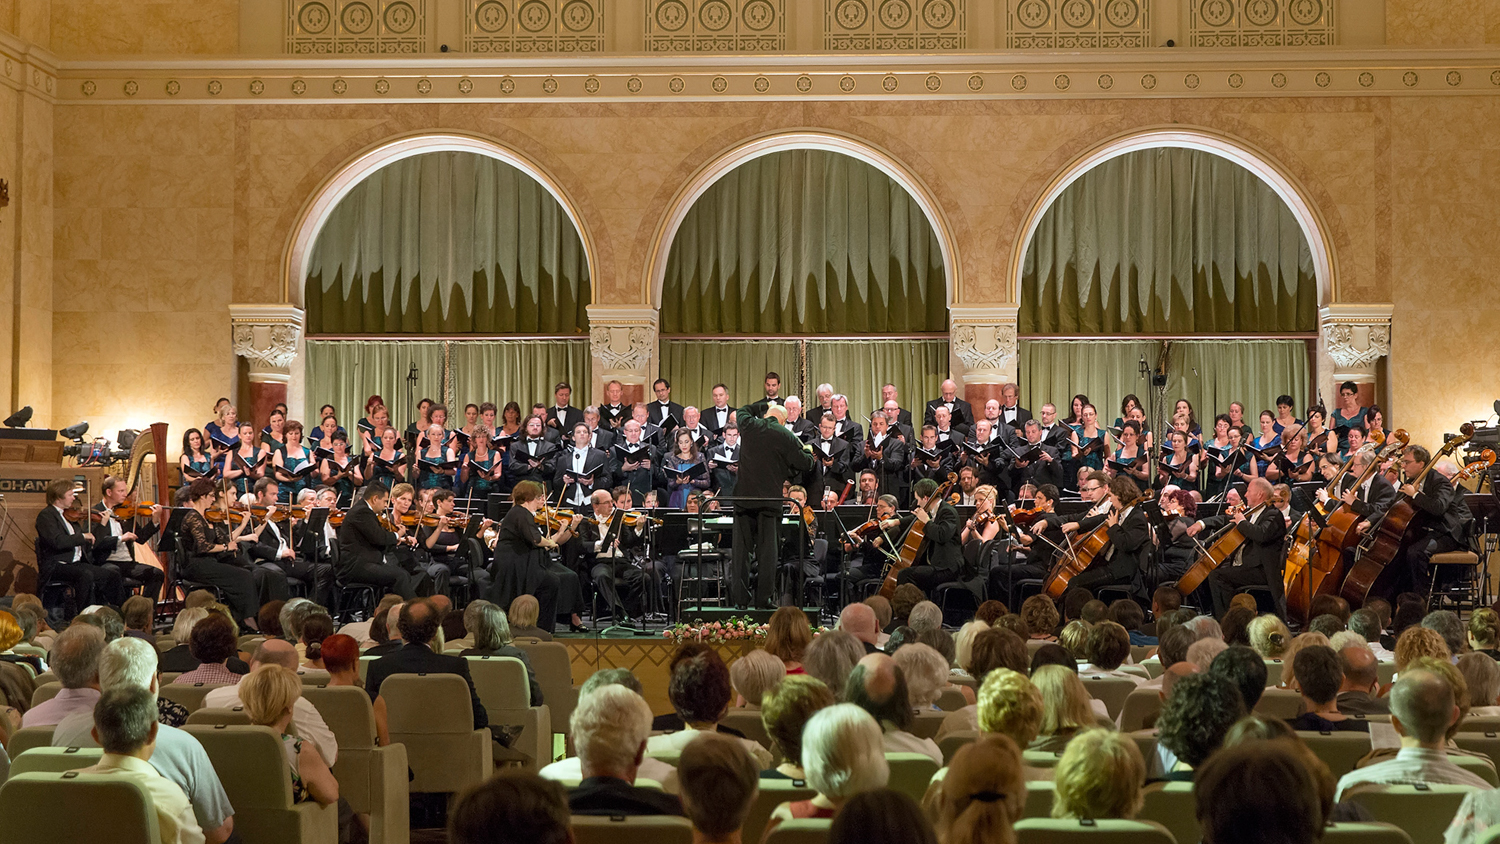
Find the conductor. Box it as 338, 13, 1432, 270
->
732, 400, 816, 608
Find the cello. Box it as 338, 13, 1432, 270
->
1285, 431, 1408, 624
878, 472, 958, 599
1043, 489, 1154, 599
1175, 503, 1247, 595
1340, 424, 1474, 608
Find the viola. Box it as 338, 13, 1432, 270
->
1008, 506, 1044, 528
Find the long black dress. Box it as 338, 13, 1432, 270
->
487, 506, 569, 633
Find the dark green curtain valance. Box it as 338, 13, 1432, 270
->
661, 150, 948, 335
305, 151, 590, 335
1021, 148, 1316, 335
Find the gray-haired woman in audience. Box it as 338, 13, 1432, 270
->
804, 630, 865, 701
460, 602, 544, 707
766, 703, 889, 829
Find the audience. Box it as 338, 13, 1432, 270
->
1469, 608, 1500, 660
678, 732, 759, 844
507, 594, 552, 641
1207, 646, 1267, 712
930, 734, 1026, 844
23, 624, 104, 727
937, 628, 1028, 739
1276, 632, 1331, 691
172, 613, 242, 686
459, 602, 543, 706
1247, 614, 1291, 660
909, 601, 943, 634
1057, 620, 1091, 661
1288, 645, 1367, 732
1394, 625, 1451, 673
201, 638, 338, 764
299, 612, 335, 670
864, 596, 893, 647
838, 603, 881, 654
540, 669, 680, 790
765, 607, 813, 674
1081, 621, 1143, 685
889, 585, 926, 630
1334, 668, 1494, 798
1020, 595, 1059, 643
1186, 637, 1228, 672
976, 669, 1046, 777
1308, 614, 1345, 639
648, 645, 773, 767
729, 648, 785, 708
1156, 672, 1247, 780
238, 664, 340, 807
893, 642, 954, 710
450, 773, 571, 844
569, 684, 685, 815
1349, 608, 1394, 661
366, 599, 487, 748
1219, 606, 1255, 647
80, 687, 204, 844
1460, 651, 1500, 716
766, 704, 888, 827
1029, 664, 1097, 753
1195, 740, 1325, 844
121, 596, 155, 642
760, 674, 836, 779
804, 630, 865, 699
1423, 610, 1468, 657
319, 633, 362, 687
363, 604, 406, 658
1052, 728, 1146, 820
829, 789, 937, 844
844, 652, 941, 764
1335, 645, 1389, 716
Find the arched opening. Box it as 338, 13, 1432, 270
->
647, 131, 960, 421
1011, 128, 1332, 432
284, 133, 596, 425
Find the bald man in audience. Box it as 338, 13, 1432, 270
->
23, 624, 104, 726
845, 652, 942, 764
202, 639, 337, 763
1336, 646, 1391, 716
1334, 668, 1495, 798
838, 603, 880, 654
366, 599, 487, 747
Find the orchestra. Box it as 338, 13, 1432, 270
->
40, 374, 1489, 632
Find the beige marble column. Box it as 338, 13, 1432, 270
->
587, 305, 658, 406
229, 304, 305, 427
950, 306, 1020, 409
1318, 303, 1392, 410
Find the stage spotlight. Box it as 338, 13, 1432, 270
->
3, 406, 32, 428
59, 421, 90, 440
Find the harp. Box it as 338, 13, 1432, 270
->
122, 423, 172, 587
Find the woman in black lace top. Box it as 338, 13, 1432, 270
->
178, 477, 261, 626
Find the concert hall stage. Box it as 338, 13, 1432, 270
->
561, 635, 758, 712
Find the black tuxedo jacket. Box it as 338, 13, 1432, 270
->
878, 407, 914, 428
585, 426, 616, 452
703, 406, 736, 435
599, 403, 629, 430
996, 405, 1033, 433
709, 442, 740, 496
365, 642, 487, 730
545, 406, 585, 436
610, 441, 664, 499
1100, 505, 1153, 580
925, 397, 975, 430
830, 417, 864, 445
808, 437, 853, 503
1201, 504, 1289, 578
35, 506, 90, 571
918, 500, 964, 573
569, 775, 684, 816
510, 438, 560, 487
247, 518, 299, 563
554, 446, 612, 506
1339, 473, 1399, 521
648, 400, 684, 429
336, 500, 398, 575
90, 504, 160, 564
1412, 472, 1473, 543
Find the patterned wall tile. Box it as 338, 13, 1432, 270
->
1190, 0, 1334, 47
1007, 0, 1151, 49
286, 0, 427, 54
824, 0, 966, 51
645, 0, 785, 52
465, 0, 605, 53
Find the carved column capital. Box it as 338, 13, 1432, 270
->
1318, 304, 1392, 382
229, 304, 305, 385
949, 306, 1020, 386
586, 306, 659, 385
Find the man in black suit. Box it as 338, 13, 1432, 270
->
678, 406, 715, 451
1011, 420, 1064, 493
367, 599, 488, 742
732, 402, 815, 608
1397, 448, 1474, 592
577, 491, 647, 621
599, 380, 630, 431
510, 417, 560, 490
611, 420, 663, 506
996, 382, 1032, 435
649, 379, 685, 431
782, 397, 817, 442
90, 475, 163, 603
34, 479, 99, 614
245, 479, 333, 607
544, 382, 585, 435
761, 372, 785, 407
703, 384, 735, 436
879, 383, 914, 428
881, 400, 915, 444
827, 395, 862, 446
555, 423, 612, 511
1036, 403, 1070, 449
924, 379, 974, 432
581, 406, 616, 452
568, 684, 684, 816
336, 484, 417, 599
909, 425, 956, 492
1322, 448, 1398, 534
807, 384, 836, 427
708, 425, 741, 497
807, 415, 853, 504
860, 411, 908, 500
895, 477, 964, 595
1069, 475, 1153, 598
1190, 477, 1289, 616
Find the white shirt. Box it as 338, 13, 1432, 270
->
265, 520, 289, 558
647, 727, 772, 769
80, 754, 205, 844
713, 407, 730, 428
1335, 746, 1494, 800
54, 505, 82, 563
201, 685, 337, 764
539, 755, 680, 793
105, 512, 133, 563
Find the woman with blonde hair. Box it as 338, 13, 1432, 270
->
931, 734, 1027, 844
1458, 653, 1500, 716
506, 593, 552, 641
1029, 665, 1097, 753
1394, 626, 1451, 674
895, 643, 956, 711
977, 669, 1046, 781
239, 665, 339, 807
765, 606, 814, 674
1058, 620, 1091, 661
730, 648, 786, 708
1052, 729, 1146, 820
1248, 614, 1291, 660
1469, 608, 1500, 660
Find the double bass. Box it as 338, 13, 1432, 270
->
1285, 431, 1409, 624
1340, 424, 1473, 608
1043, 489, 1154, 599
877, 472, 958, 599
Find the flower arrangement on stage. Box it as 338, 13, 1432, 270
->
662, 616, 827, 645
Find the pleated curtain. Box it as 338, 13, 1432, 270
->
661, 149, 948, 334
304, 341, 448, 427
304, 151, 590, 335
806, 340, 949, 422
659, 340, 801, 410
1021, 147, 1317, 334
447, 340, 591, 413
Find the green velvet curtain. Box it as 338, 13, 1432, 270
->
305, 152, 590, 335
448, 340, 590, 413
806, 339, 949, 422
661, 150, 948, 334
1019, 339, 1311, 426
659, 340, 801, 410
305, 340, 448, 427
1021, 148, 1317, 334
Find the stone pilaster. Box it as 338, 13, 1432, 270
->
229, 304, 304, 426
1318, 303, 1392, 407
949, 305, 1020, 409
586, 305, 658, 405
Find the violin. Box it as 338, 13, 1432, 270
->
801, 505, 817, 539
533, 506, 577, 532
63, 507, 106, 525
111, 502, 158, 519
621, 511, 663, 528
1007, 506, 1044, 528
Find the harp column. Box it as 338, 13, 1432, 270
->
1318, 304, 1393, 411
950, 306, 1020, 410
229, 304, 305, 429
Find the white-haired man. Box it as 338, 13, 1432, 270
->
567, 684, 685, 816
